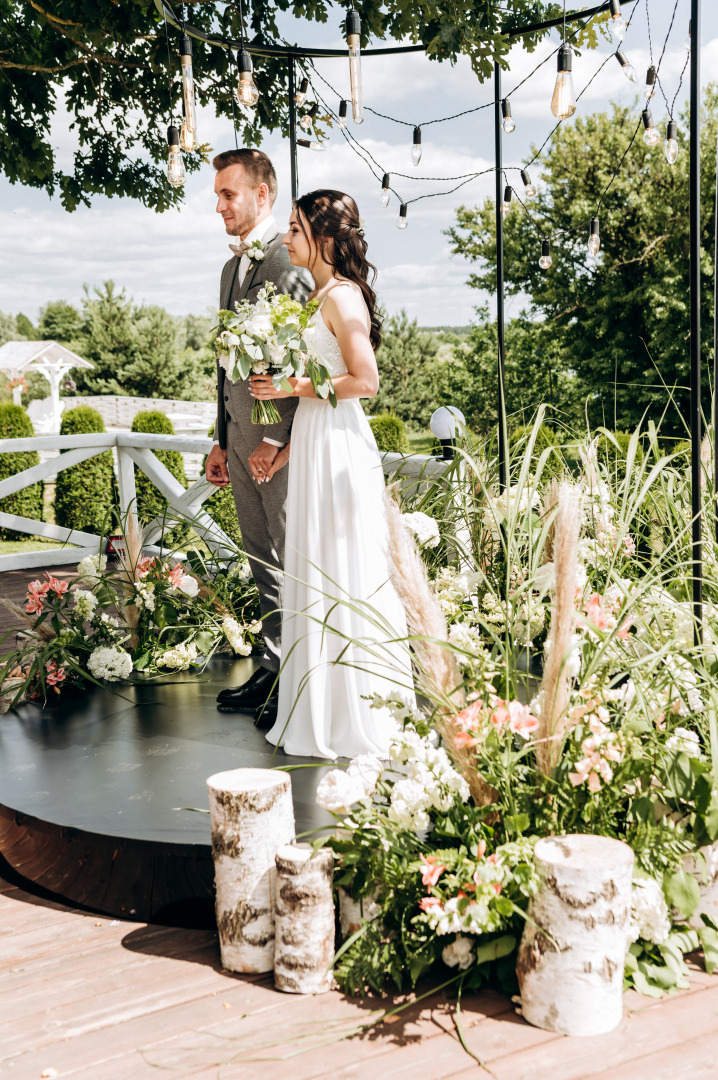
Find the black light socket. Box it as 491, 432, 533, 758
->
590, 217, 599, 236
541, 239, 551, 258
382, 172, 390, 188
346, 8, 361, 39
237, 48, 253, 74
298, 77, 308, 96
609, 0, 622, 17
520, 169, 531, 186
667, 119, 678, 141
167, 125, 180, 147
557, 44, 573, 72
339, 99, 348, 119
642, 107, 654, 130
645, 65, 656, 88
501, 99, 512, 120
180, 33, 192, 58
413, 126, 421, 145
399, 203, 408, 220
503, 185, 512, 204
615, 49, 629, 68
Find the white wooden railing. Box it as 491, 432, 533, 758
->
0, 433, 447, 572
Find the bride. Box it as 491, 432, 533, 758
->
249, 189, 414, 760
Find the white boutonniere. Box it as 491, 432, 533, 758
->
247, 239, 266, 263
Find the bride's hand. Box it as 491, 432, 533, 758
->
250, 374, 297, 400
265, 443, 290, 481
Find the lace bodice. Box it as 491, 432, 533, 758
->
304, 306, 348, 378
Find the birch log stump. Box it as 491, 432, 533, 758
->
274, 843, 335, 994
207, 768, 295, 974
516, 834, 634, 1036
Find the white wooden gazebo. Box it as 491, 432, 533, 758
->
0, 341, 94, 433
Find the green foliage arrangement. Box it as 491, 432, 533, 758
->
369, 411, 410, 454
54, 406, 117, 537
0, 403, 42, 540
130, 409, 188, 547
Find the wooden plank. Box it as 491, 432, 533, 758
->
0, 433, 116, 452
0, 510, 101, 547
117, 432, 214, 454
0, 445, 111, 501
116, 446, 138, 533
581, 1026, 718, 1080
0, 547, 96, 572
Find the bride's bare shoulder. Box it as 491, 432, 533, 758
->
322, 280, 368, 324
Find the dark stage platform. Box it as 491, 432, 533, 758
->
0, 655, 336, 927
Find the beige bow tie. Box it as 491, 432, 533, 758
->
228, 240, 251, 258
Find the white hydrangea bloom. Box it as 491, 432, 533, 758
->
87, 646, 133, 682
629, 877, 671, 945
442, 934, 475, 970
316, 769, 370, 814
347, 754, 384, 795
666, 727, 702, 758
157, 641, 199, 671
402, 511, 441, 548
221, 616, 252, 656
134, 581, 156, 613
73, 589, 98, 620
77, 553, 107, 587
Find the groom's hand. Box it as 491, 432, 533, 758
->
206, 444, 230, 487
248, 440, 280, 484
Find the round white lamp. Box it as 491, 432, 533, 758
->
430, 406, 466, 459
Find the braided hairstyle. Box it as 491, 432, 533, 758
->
294, 189, 382, 350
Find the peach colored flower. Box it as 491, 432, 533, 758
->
454, 731, 479, 748
506, 700, 540, 740
419, 896, 443, 912
136, 556, 156, 578
45, 660, 66, 691
456, 700, 483, 730
616, 619, 632, 640
476, 839, 487, 860
584, 593, 610, 630
624, 534, 636, 556
45, 575, 68, 597
25, 579, 50, 614
167, 563, 185, 588
489, 701, 510, 730
420, 854, 446, 888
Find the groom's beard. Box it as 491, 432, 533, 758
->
226, 210, 263, 239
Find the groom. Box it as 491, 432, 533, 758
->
205, 148, 310, 725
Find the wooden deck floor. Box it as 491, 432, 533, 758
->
1, 874, 718, 1080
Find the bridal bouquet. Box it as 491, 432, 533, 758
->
215, 284, 337, 425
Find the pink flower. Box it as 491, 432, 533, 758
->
25, 579, 50, 614
454, 731, 479, 748
624, 534, 636, 556
420, 854, 446, 888
584, 593, 610, 630
456, 700, 483, 731
45, 575, 68, 597
419, 896, 443, 912
45, 660, 66, 691
616, 619, 632, 640
167, 563, 185, 588
506, 700, 540, 740
475, 839, 487, 860
489, 701, 510, 730
136, 556, 156, 578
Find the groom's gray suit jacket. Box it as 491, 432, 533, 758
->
216, 227, 311, 674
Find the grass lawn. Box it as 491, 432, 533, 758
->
407, 432, 438, 455
0, 537, 73, 555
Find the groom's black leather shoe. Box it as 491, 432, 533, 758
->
254, 693, 278, 731
216, 667, 278, 712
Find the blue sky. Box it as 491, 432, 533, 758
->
0, 0, 715, 327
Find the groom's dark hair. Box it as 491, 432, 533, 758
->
212, 149, 278, 205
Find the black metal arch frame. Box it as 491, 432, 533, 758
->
156, 0, 709, 633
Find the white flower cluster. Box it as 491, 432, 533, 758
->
402, 511, 441, 549
433, 567, 479, 619
441, 934, 475, 970
134, 581, 155, 613
73, 589, 98, 620
87, 646, 133, 682
77, 553, 107, 588
447, 623, 497, 692
387, 725, 470, 832
628, 876, 671, 945
221, 615, 252, 656
315, 754, 384, 815
429, 894, 499, 937
666, 726, 702, 758
513, 596, 546, 647
157, 641, 199, 671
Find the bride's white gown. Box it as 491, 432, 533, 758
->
265, 286, 414, 760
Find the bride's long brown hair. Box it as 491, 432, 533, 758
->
294, 189, 382, 350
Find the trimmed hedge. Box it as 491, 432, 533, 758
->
0, 404, 43, 541
369, 411, 410, 454
55, 406, 117, 536
130, 409, 188, 545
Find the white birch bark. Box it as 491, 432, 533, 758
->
207, 768, 295, 974
337, 887, 382, 938
684, 841, 718, 928
274, 843, 335, 994
516, 834, 634, 1036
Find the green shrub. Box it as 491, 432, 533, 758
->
201, 428, 243, 549
0, 404, 43, 540
509, 422, 563, 482
54, 406, 116, 536
369, 411, 410, 454
130, 409, 188, 546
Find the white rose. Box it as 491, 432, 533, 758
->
315, 769, 369, 814
178, 574, 199, 598
247, 313, 272, 336
347, 754, 384, 795
442, 934, 475, 970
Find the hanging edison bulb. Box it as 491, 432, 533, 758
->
381, 172, 391, 208
294, 78, 309, 107
539, 239, 552, 270
412, 126, 422, 166
551, 45, 577, 120
397, 203, 408, 230
587, 217, 600, 259
520, 169, 536, 198
235, 49, 259, 107
644, 65, 656, 100
501, 99, 515, 134
642, 107, 660, 147
297, 137, 326, 152
300, 103, 319, 132
346, 9, 363, 123
608, 0, 627, 42
615, 49, 637, 82
167, 126, 186, 188
179, 35, 197, 151
665, 119, 679, 165
338, 100, 348, 130
500, 186, 512, 218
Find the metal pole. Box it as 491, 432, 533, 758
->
288, 56, 298, 201
494, 61, 508, 493
690, 0, 702, 638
